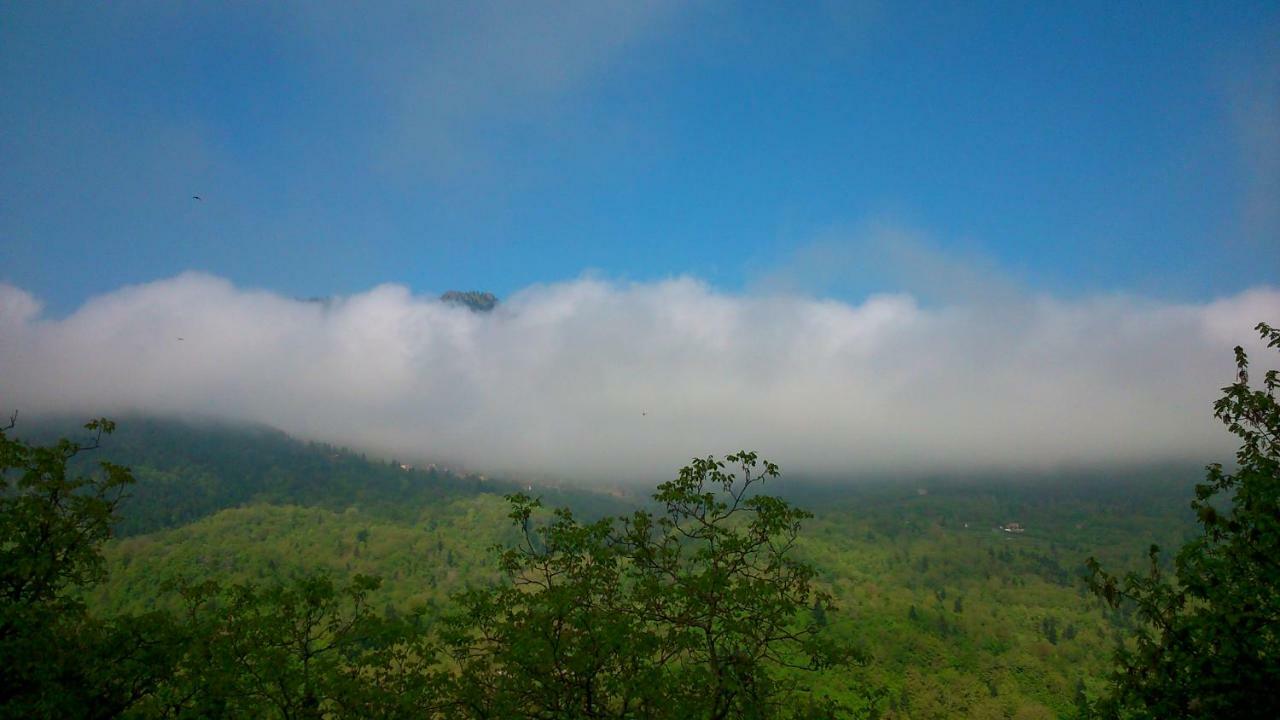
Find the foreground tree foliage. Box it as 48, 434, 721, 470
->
1086, 322, 1280, 719
128, 574, 447, 719
0, 417, 852, 719
443, 452, 857, 719
0, 416, 178, 719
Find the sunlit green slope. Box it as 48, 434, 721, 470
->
66, 418, 1196, 719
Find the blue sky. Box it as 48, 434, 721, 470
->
2, 1, 1277, 314
3, 2, 1280, 478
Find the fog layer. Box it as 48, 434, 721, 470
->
2, 274, 1276, 482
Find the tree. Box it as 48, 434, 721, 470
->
1086, 322, 1280, 719
441, 451, 860, 719
0, 417, 128, 621
0, 416, 177, 719
1040, 617, 1058, 645
133, 574, 445, 720
812, 599, 829, 627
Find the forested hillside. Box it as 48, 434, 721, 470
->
792, 480, 1196, 718
17, 416, 628, 536
6, 410, 1269, 718
22, 416, 1199, 718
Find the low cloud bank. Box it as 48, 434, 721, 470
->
2, 274, 1276, 482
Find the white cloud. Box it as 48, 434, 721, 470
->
1230, 40, 1280, 245
2, 273, 1276, 482
291, 0, 688, 181
0, 285, 41, 328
